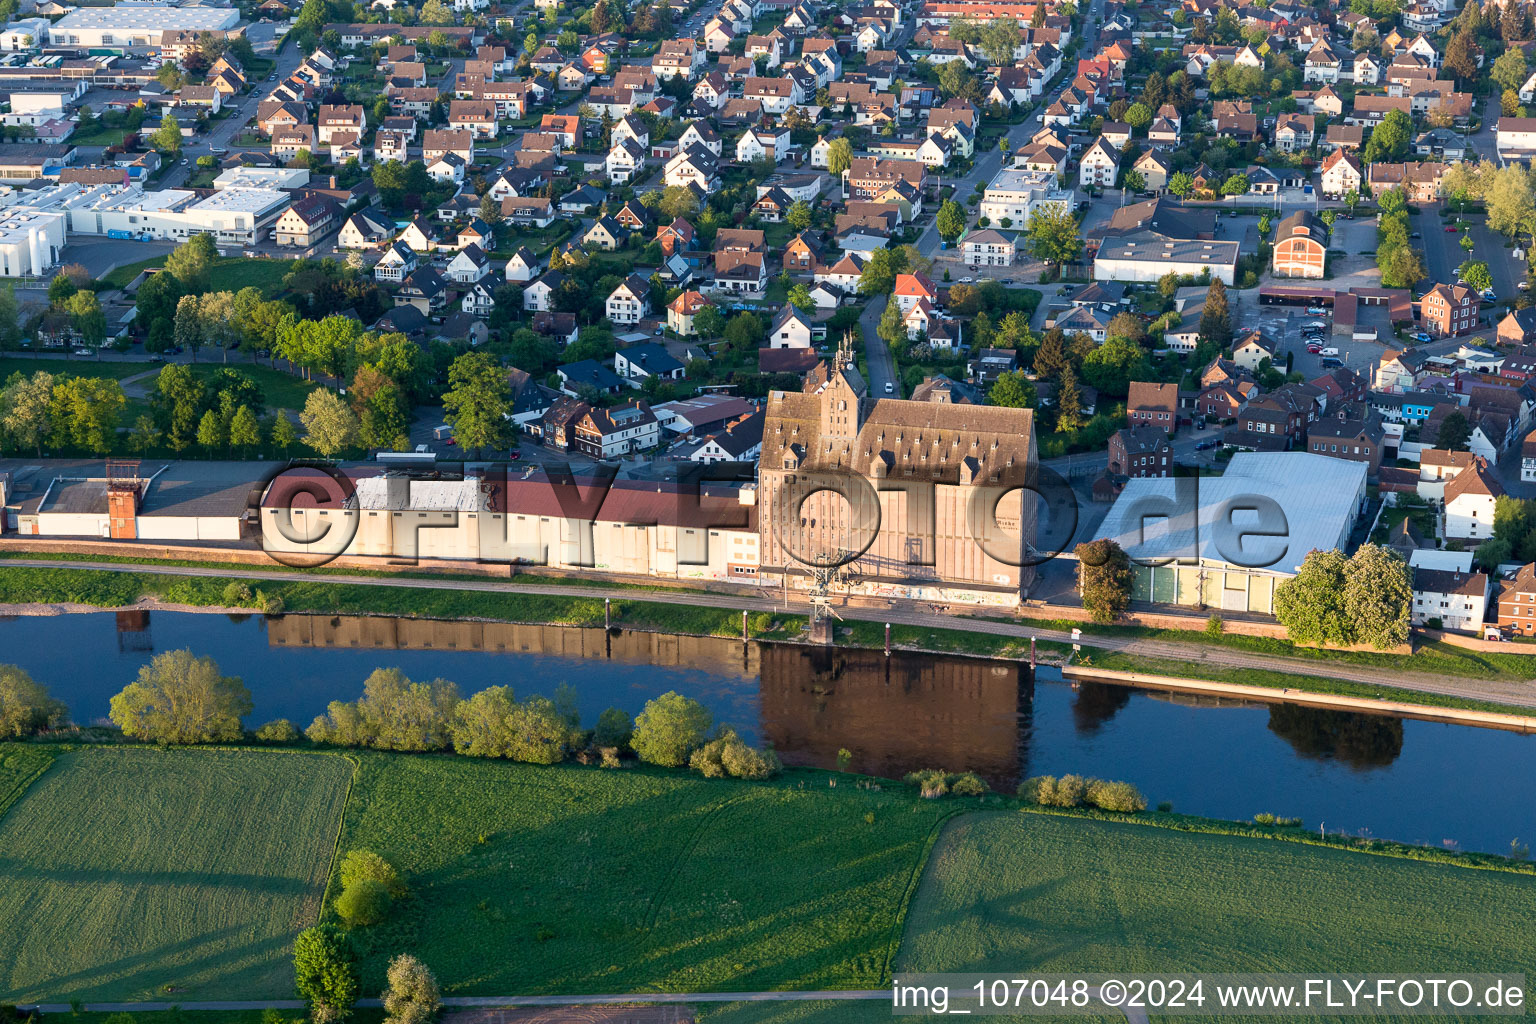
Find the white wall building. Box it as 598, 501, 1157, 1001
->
66, 184, 289, 246
978, 167, 1071, 227
47, 6, 240, 49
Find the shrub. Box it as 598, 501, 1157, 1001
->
593, 706, 633, 750
1052, 774, 1088, 806
686, 728, 780, 780
688, 733, 732, 778
1205, 614, 1224, 637
1254, 813, 1302, 827
340, 849, 407, 898
257, 590, 284, 615
599, 746, 622, 768
1157, 801, 1173, 813
905, 767, 950, 798
335, 877, 391, 927
949, 772, 988, 797
1085, 778, 1146, 812
254, 719, 298, 743
1020, 774, 1087, 807
222, 581, 253, 606
720, 737, 780, 779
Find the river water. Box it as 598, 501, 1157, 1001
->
4, 609, 1532, 854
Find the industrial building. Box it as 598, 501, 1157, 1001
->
46, 7, 241, 50
259, 465, 762, 581
1, 460, 267, 540
63, 183, 289, 246
1091, 452, 1368, 614
0, 182, 70, 276
757, 345, 1038, 606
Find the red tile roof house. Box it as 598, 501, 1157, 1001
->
1127, 381, 1180, 434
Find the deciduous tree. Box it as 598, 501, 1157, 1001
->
0, 664, 66, 738
293, 925, 360, 1023
1075, 538, 1132, 623
300, 389, 360, 457
442, 351, 510, 455
108, 649, 251, 744
382, 954, 440, 1024
632, 691, 712, 766
1023, 205, 1082, 265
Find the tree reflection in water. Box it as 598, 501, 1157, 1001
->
1266, 704, 1405, 770
1070, 681, 1133, 735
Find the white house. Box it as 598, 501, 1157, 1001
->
606, 273, 651, 325
1443, 457, 1502, 540
767, 304, 813, 348
1079, 137, 1119, 189
1408, 550, 1488, 633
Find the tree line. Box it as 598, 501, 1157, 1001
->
1, 652, 778, 783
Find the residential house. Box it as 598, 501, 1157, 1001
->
1127, 381, 1179, 433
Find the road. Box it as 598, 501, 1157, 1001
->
857, 0, 1107, 395
911, 0, 1105, 260
859, 294, 900, 394
23, 990, 1148, 1023
8, 557, 1536, 707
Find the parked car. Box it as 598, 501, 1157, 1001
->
1519, 281, 1531, 291
1195, 438, 1219, 450
1414, 331, 1432, 342
1445, 226, 1459, 233
884, 382, 894, 394
1321, 357, 1343, 368
1305, 307, 1328, 316
1306, 344, 1322, 354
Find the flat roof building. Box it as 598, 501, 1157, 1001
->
1092, 451, 1368, 614
47, 7, 241, 49
65, 183, 288, 245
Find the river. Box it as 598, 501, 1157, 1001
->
4, 609, 1532, 855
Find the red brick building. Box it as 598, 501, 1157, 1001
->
1420, 282, 1480, 338
1107, 426, 1172, 478
1126, 381, 1179, 433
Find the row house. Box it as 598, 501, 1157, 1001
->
743, 76, 804, 115
1366, 161, 1446, 203
448, 100, 497, 139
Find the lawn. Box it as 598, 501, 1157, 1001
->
896, 812, 1536, 978
0, 746, 353, 1003
101, 256, 294, 298
188, 361, 316, 410
329, 753, 954, 995
0, 356, 158, 380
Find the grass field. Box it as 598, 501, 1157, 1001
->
101, 257, 295, 298
187, 361, 317, 410
0, 746, 353, 1003
895, 812, 1536, 978
329, 753, 953, 996
0, 356, 158, 380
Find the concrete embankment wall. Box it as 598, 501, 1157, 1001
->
1063, 666, 1536, 733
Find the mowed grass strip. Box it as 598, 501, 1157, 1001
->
332, 754, 952, 996
0, 746, 353, 1004
897, 812, 1536, 979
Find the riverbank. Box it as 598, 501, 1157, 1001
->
1062, 666, 1536, 734
2, 561, 1535, 721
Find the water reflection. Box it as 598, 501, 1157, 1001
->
757, 644, 1031, 788
1070, 681, 1133, 735
1267, 704, 1405, 770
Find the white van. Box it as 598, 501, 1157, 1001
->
1321, 347, 1339, 357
